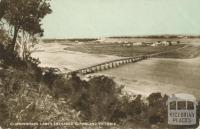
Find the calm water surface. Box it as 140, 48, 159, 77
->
97, 57, 200, 99
33, 42, 200, 100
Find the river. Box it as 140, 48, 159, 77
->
32, 42, 200, 100
95, 57, 200, 99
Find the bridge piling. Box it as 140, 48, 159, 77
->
71, 54, 153, 75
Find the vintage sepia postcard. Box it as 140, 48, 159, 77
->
0, 0, 200, 129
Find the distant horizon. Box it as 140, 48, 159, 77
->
41, 34, 200, 40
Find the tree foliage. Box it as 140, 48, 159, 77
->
0, 0, 52, 52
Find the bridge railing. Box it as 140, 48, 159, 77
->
68, 55, 149, 75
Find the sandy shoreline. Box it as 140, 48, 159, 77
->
32, 42, 122, 72
32, 42, 200, 99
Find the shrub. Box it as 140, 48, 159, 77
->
147, 93, 168, 125
0, 67, 81, 129
49, 74, 148, 125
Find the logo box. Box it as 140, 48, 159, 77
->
167, 93, 197, 125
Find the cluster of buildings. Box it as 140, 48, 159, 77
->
72, 37, 182, 47
123, 41, 180, 47
96, 37, 181, 47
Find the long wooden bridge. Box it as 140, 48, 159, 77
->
68, 53, 160, 75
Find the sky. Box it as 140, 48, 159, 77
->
42, 0, 200, 38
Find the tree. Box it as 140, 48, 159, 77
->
1, 0, 52, 53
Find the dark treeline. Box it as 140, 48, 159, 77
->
109, 35, 200, 39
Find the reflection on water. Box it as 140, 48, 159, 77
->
98, 58, 200, 100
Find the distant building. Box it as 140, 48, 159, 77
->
151, 41, 171, 47
151, 42, 161, 46
142, 42, 153, 46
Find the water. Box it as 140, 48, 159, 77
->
96, 57, 200, 99
32, 42, 200, 100
32, 42, 122, 72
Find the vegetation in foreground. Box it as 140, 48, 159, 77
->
0, 53, 200, 129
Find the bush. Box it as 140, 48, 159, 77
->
0, 67, 81, 129
147, 93, 168, 125
86, 76, 123, 122
49, 75, 125, 122
49, 74, 148, 124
